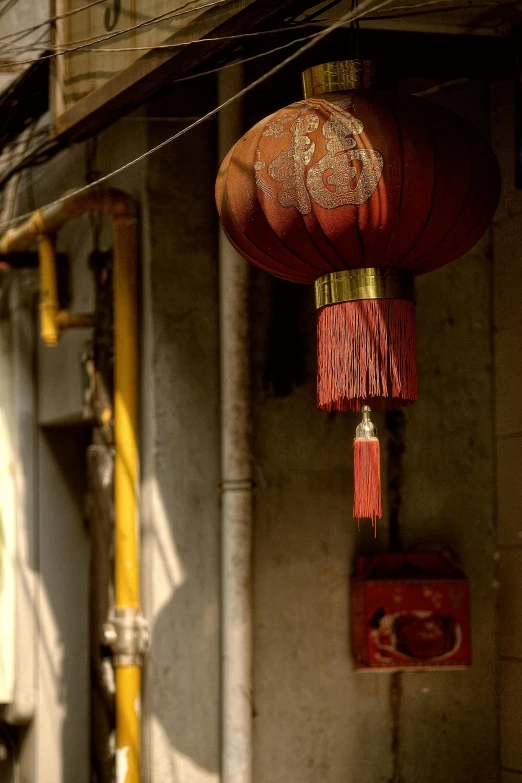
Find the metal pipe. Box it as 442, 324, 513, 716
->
35, 227, 60, 347
218, 66, 254, 783
4, 206, 96, 346
0, 189, 145, 783
56, 312, 95, 330
113, 207, 141, 783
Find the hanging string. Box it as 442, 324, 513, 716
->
349, 0, 360, 59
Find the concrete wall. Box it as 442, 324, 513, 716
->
397, 80, 497, 783
0, 316, 16, 706
140, 84, 221, 783
0, 65, 503, 783
250, 79, 498, 783
492, 81, 522, 782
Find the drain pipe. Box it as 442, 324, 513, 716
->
218, 66, 254, 783
0, 189, 149, 783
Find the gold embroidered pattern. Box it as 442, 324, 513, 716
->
254, 103, 383, 212
253, 151, 275, 199
262, 114, 295, 138
265, 113, 320, 214
307, 111, 383, 208
330, 97, 352, 111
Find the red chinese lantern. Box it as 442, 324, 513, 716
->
216, 60, 500, 532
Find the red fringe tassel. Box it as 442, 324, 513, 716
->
353, 437, 382, 536
317, 299, 418, 411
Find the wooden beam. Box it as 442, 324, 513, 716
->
52, 0, 314, 142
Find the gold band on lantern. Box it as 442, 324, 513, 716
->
302, 60, 375, 98
315, 268, 415, 310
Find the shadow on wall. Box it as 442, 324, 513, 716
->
144, 92, 221, 777
146, 427, 220, 775
39, 425, 90, 782
152, 575, 219, 773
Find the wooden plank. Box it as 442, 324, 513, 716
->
51, 0, 311, 141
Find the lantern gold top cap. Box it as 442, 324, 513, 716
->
302, 60, 375, 98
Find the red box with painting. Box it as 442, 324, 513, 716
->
351, 551, 471, 671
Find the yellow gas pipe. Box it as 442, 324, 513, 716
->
20, 210, 95, 346
0, 189, 145, 783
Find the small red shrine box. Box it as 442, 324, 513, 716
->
351, 551, 471, 671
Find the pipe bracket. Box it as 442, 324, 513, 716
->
102, 608, 150, 667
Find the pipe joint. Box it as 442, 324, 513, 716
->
102, 608, 150, 667
56, 311, 95, 330
219, 478, 255, 492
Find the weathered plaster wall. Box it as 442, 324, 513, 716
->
141, 83, 221, 783
492, 81, 522, 782
134, 74, 499, 783
2, 65, 500, 783
250, 80, 497, 783
396, 80, 497, 783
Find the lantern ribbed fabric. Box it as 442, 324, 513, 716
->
216, 78, 500, 531
216, 92, 500, 282
216, 89, 500, 411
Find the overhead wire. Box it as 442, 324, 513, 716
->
0, 28, 317, 193
0, 0, 511, 64
0, 22, 323, 188
0, 29, 317, 190
367, 2, 515, 19
0, 0, 109, 49
0, 20, 340, 54
0, 0, 231, 69
0, 0, 234, 62
0, 0, 395, 231
0, 0, 20, 21
173, 31, 315, 82
0, 0, 506, 201
0, 0, 516, 61
0, 0, 489, 53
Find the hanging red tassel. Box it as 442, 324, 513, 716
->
317, 298, 417, 412
353, 406, 382, 536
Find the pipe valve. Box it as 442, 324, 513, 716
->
102, 608, 150, 667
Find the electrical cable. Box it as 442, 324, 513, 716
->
0, 31, 313, 189
0, 0, 510, 64
0, 0, 395, 231
0, 0, 507, 197
0, 0, 234, 62
0, 21, 343, 55
0, 0, 20, 21
0, 0, 495, 176
0, 0, 230, 66
1, 0, 109, 42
